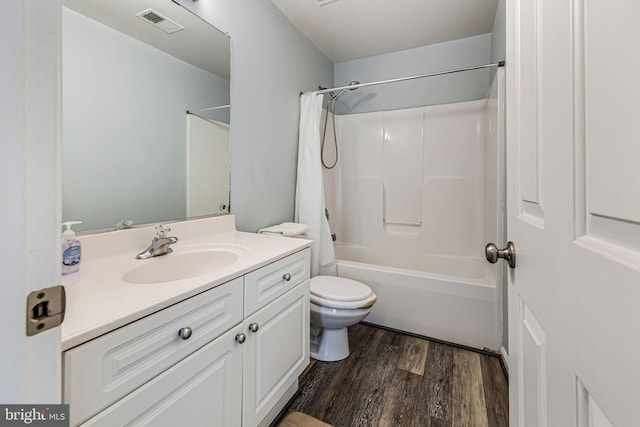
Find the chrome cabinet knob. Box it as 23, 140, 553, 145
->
249, 323, 259, 333
178, 327, 192, 340
235, 333, 246, 344
485, 241, 516, 269
282, 273, 292, 281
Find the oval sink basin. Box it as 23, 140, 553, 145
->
123, 250, 239, 284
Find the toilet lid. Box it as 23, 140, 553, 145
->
310, 276, 373, 302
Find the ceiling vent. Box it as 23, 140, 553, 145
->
136, 9, 184, 34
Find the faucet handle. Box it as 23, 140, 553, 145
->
154, 224, 171, 238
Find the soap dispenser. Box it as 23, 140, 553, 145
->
62, 221, 82, 275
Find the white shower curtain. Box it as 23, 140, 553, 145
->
295, 93, 337, 277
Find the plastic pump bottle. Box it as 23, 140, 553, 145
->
62, 221, 82, 275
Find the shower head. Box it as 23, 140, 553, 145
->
332, 81, 360, 100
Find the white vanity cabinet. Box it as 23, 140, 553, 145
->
242, 249, 310, 427
63, 248, 310, 427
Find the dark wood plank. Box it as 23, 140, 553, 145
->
425, 415, 450, 427
311, 325, 402, 426
288, 323, 382, 425
301, 359, 317, 378
451, 348, 488, 427
397, 336, 429, 376
286, 358, 345, 417
286, 324, 508, 427
378, 369, 431, 427
421, 341, 453, 422
480, 354, 509, 427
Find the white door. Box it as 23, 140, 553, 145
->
0, 0, 61, 403
506, 0, 640, 425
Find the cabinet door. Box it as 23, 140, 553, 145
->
242, 281, 310, 427
80, 325, 243, 427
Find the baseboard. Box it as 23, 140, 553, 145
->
362, 321, 501, 358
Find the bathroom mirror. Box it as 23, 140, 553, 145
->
62, 0, 231, 233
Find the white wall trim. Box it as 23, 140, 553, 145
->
500, 345, 510, 375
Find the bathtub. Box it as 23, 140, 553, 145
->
334, 245, 500, 350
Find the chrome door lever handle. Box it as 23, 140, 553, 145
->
485, 241, 516, 269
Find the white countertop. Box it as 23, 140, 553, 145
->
61, 216, 311, 351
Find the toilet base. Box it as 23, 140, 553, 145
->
310, 327, 350, 362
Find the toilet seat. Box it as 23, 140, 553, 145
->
310, 276, 377, 309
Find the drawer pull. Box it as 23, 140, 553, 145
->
249, 323, 259, 333
235, 333, 246, 344
282, 273, 292, 282
178, 327, 193, 340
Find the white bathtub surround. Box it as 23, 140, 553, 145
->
324, 72, 505, 351
295, 93, 337, 277
186, 114, 230, 217
336, 253, 497, 350
327, 100, 487, 254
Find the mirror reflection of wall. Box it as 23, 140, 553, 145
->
62, 0, 230, 233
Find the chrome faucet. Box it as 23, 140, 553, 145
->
135, 225, 178, 259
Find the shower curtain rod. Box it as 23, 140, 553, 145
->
186, 104, 230, 114
304, 61, 505, 96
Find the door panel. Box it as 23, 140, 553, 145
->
508, 0, 640, 425
575, 0, 640, 259
583, 1, 640, 223
516, 0, 544, 225
518, 301, 547, 427
577, 380, 615, 427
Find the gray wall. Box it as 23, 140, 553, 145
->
62, 7, 230, 232
333, 34, 492, 114
491, 0, 506, 64
177, 0, 334, 232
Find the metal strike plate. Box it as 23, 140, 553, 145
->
26, 285, 66, 336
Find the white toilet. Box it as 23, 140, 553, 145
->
309, 276, 377, 362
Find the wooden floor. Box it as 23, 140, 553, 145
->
283, 323, 508, 427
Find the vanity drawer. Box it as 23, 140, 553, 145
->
244, 248, 310, 316
63, 277, 243, 426
79, 325, 244, 427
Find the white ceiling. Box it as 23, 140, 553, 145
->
270, 0, 499, 63
63, 0, 230, 79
